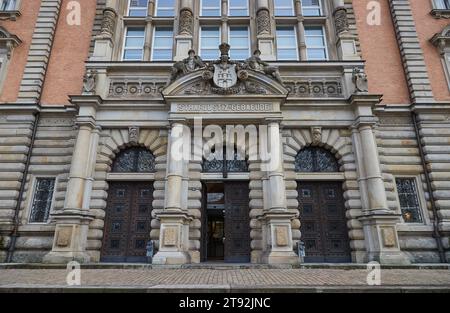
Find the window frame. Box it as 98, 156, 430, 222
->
228, 0, 249, 17
275, 25, 299, 61
228, 25, 251, 60
0, 0, 17, 11
27, 176, 57, 225
433, 0, 450, 10
274, 0, 295, 17
200, 0, 222, 17
127, 0, 149, 17
122, 26, 146, 61
151, 26, 174, 61
394, 175, 428, 225
199, 25, 222, 60
154, 0, 175, 17
304, 25, 329, 61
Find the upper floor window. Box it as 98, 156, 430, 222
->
112, 147, 156, 173
305, 26, 328, 60
201, 0, 221, 16
276, 26, 298, 60
0, 0, 16, 11
29, 178, 55, 224
434, 0, 450, 9
302, 0, 322, 16
155, 0, 175, 17
229, 0, 249, 16
395, 177, 424, 224
123, 27, 145, 60
274, 0, 295, 16
200, 26, 221, 60
295, 147, 339, 173
229, 26, 250, 60
151, 27, 174, 60
128, 0, 148, 17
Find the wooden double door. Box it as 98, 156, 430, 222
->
202, 181, 251, 263
297, 181, 351, 263
101, 182, 153, 263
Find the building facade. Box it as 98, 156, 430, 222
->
0, 0, 449, 265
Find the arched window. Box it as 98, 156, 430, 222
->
295, 146, 339, 172
202, 146, 249, 173
112, 147, 156, 173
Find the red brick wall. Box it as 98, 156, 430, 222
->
353, 0, 410, 105
0, 0, 41, 103
410, 0, 450, 102
41, 0, 97, 105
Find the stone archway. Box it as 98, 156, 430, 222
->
283, 128, 366, 263
85, 128, 168, 262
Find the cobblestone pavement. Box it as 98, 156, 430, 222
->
0, 268, 450, 290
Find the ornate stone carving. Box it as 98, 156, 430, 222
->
275, 226, 289, 247
83, 69, 97, 94
431, 9, 450, 19
109, 80, 166, 98
311, 127, 322, 145
431, 26, 450, 54
129, 127, 139, 144
256, 8, 271, 35
284, 80, 343, 98
163, 227, 178, 246
333, 7, 349, 34
381, 227, 397, 248
100, 8, 117, 38
244, 49, 283, 84
0, 26, 22, 59
352, 68, 369, 93
178, 8, 194, 35
170, 49, 206, 83
56, 227, 72, 248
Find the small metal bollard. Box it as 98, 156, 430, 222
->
146, 240, 154, 263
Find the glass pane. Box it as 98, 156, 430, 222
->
307, 48, 326, 60
302, 0, 321, 16
29, 178, 55, 223
128, 0, 148, 16
156, 0, 175, 16
277, 49, 298, 60
201, 0, 221, 16
305, 36, 325, 47
229, 0, 248, 16
125, 37, 145, 47
396, 178, 423, 223
127, 28, 145, 37
152, 27, 173, 60
274, 0, 295, 16
201, 27, 221, 59
276, 27, 297, 60
305, 27, 324, 36
153, 49, 173, 60
124, 49, 144, 60
303, 8, 321, 16
230, 27, 249, 59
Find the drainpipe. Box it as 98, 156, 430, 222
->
6, 111, 40, 263
412, 111, 447, 263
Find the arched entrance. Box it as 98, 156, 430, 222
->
296, 146, 351, 263
201, 145, 251, 263
100, 147, 156, 262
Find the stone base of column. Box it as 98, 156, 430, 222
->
259, 210, 300, 265
43, 210, 94, 264
359, 213, 411, 265
152, 211, 193, 265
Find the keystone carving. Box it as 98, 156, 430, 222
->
83, 69, 97, 94
352, 67, 369, 93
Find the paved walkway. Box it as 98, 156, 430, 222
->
0, 267, 450, 292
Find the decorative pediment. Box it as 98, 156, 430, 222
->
0, 26, 21, 59
431, 25, 450, 54
163, 43, 288, 98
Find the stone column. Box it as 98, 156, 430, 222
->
221, 0, 228, 43
90, 5, 118, 61
294, 0, 307, 60
174, 0, 194, 61
153, 121, 192, 264
332, 0, 359, 60
351, 94, 410, 265
256, 0, 276, 60
259, 120, 298, 264
43, 96, 102, 264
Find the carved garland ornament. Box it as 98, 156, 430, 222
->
256, 8, 271, 35
179, 8, 194, 36
333, 7, 349, 35
100, 8, 118, 38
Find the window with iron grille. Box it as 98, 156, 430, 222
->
395, 177, 424, 224
29, 178, 55, 223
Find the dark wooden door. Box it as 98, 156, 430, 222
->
101, 182, 153, 263
297, 181, 351, 263
224, 181, 250, 263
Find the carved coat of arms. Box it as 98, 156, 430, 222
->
213, 63, 237, 88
